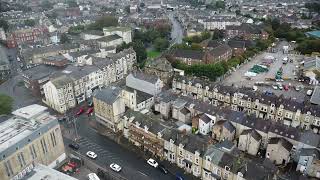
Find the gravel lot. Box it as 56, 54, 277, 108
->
222, 41, 311, 102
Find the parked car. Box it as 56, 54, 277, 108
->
88, 100, 94, 107
277, 83, 283, 90
110, 163, 122, 172
265, 91, 274, 96
76, 107, 84, 115
68, 143, 80, 150
86, 151, 97, 159
86, 107, 94, 115
272, 85, 278, 90
147, 158, 158, 168
176, 173, 184, 180
87, 173, 100, 180
158, 164, 168, 174
284, 85, 289, 91
307, 90, 313, 96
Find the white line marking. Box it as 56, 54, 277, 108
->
138, 171, 148, 176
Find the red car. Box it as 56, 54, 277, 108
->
284, 85, 289, 91
76, 108, 84, 115
86, 107, 94, 115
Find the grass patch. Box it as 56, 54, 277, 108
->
147, 50, 161, 58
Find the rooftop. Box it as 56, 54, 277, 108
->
0, 104, 58, 159
22, 164, 78, 180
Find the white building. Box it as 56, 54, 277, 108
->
126, 72, 163, 96
43, 48, 136, 113
200, 17, 241, 30
198, 113, 216, 135
0, 27, 6, 40
103, 26, 132, 44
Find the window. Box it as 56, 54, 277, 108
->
30, 144, 37, 159
40, 138, 48, 154
17, 152, 26, 168
50, 132, 57, 147
4, 160, 13, 177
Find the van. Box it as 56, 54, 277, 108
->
87, 173, 100, 180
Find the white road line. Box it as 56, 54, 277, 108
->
138, 171, 148, 177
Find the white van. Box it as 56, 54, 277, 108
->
87, 173, 100, 180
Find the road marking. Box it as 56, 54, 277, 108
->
138, 171, 148, 177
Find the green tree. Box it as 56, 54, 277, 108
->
154, 38, 169, 51
125, 5, 130, 14
0, 19, 9, 31
67, 0, 78, 7
24, 19, 36, 27
215, 1, 226, 9
60, 33, 70, 44
68, 25, 85, 34
117, 41, 147, 67
87, 16, 118, 31
212, 29, 225, 40
235, 10, 241, 15
41, 0, 53, 10
0, 94, 13, 115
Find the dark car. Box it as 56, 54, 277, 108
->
69, 143, 80, 150
158, 164, 168, 174
88, 100, 94, 107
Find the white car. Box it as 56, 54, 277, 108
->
110, 163, 122, 172
86, 151, 97, 159
307, 90, 313, 96
272, 85, 278, 90
147, 158, 158, 168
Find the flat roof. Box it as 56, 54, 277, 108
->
0, 105, 57, 160
12, 104, 48, 119
23, 164, 78, 180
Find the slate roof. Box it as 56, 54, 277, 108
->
51, 75, 74, 88
130, 71, 159, 84
223, 121, 235, 133
268, 137, 293, 152
240, 129, 262, 141
310, 86, 320, 105
96, 34, 122, 42
209, 44, 231, 58
94, 87, 122, 104
227, 40, 246, 48
172, 49, 205, 60
22, 65, 59, 80
200, 114, 212, 123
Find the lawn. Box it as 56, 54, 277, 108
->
147, 50, 161, 58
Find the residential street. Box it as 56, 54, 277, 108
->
168, 12, 183, 45
62, 114, 178, 180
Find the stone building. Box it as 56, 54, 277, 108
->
238, 129, 262, 156
0, 105, 66, 180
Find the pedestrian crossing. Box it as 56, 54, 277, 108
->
77, 137, 124, 164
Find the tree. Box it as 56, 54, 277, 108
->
140, 2, 145, 8
215, 1, 226, 9
154, 38, 169, 51
67, 0, 78, 7
0, 94, 13, 115
41, 0, 53, 10
87, 16, 118, 31
125, 5, 130, 14
212, 29, 225, 40
0, 19, 9, 31
68, 25, 85, 34
60, 33, 70, 44
117, 41, 147, 67
235, 10, 241, 15
24, 19, 36, 27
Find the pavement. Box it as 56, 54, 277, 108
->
61, 113, 180, 180
222, 41, 309, 102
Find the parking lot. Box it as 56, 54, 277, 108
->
222, 42, 310, 102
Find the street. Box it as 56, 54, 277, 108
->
63, 114, 177, 180
168, 12, 183, 45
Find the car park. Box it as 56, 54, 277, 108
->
158, 164, 168, 174
110, 163, 122, 172
147, 158, 158, 168
86, 151, 97, 159
68, 143, 80, 150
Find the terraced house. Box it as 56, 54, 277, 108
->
172, 75, 320, 134
43, 48, 136, 113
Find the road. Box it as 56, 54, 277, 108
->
168, 12, 183, 45
0, 46, 38, 109
63, 114, 177, 180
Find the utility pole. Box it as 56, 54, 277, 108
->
73, 116, 79, 142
